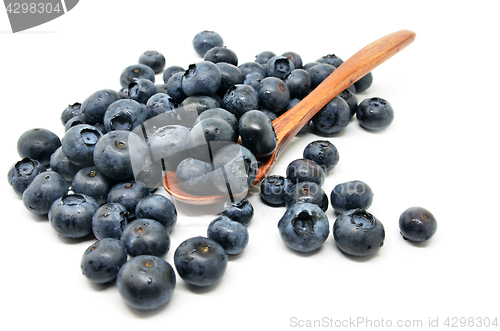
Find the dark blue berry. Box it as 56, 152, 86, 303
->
316, 54, 344, 68
238, 61, 266, 79
165, 71, 187, 103
222, 84, 259, 119
107, 181, 151, 216
258, 77, 290, 114
49, 146, 81, 181
333, 209, 385, 257
330, 180, 374, 214
239, 110, 277, 158
312, 96, 351, 135
399, 206, 437, 242
62, 124, 102, 167
135, 194, 177, 232
187, 117, 237, 162
242, 72, 263, 92
285, 69, 311, 99
282, 51, 303, 69
147, 125, 191, 171
81, 238, 128, 284
260, 175, 293, 206
182, 62, 222, 97
216, 62, 243, 97
286, 158, 325, 186
116, 255, 176, 310
64, 115, 86, 132
103, 99, 146, 132
71, 166, 114, 205
278, 203, 330, 253
285, 181, 328, 212
174, 236, 228, 287
221, 198, 254, 227
48, 193, 100, 238
139, 50, 166, 74
207, 216, 249, 255
81, 89, 123, 125
255, 51, 276, 65
22, 171, 68, 215
266, 55, 295, 80
303, 140, 339, 173
7, 157, 46, 196
175, 158, 214, 195
92, 202, 129, 240
194, 107, 239, 136
356, 97, 394, 131
17, 128, 61, 167
307, 63, 336, 89
119, 64, 155, 89
337, 89, 358, 117
128, 79, 157, 105
145, 93, 177, 120
204, 46, 238, 66
192, 31, 224, 57
61, 102, 82, 125
353, 72, 373, 93
162, 65, 185, 83
121, 218, 170, 257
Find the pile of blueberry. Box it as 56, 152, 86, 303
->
7, 30, 437, 311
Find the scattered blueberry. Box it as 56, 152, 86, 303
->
307, 63, 336, 89
238, 109, 277, 158
116, 255, 176, 310
207, 215, 249, 255
17, 128, 61, 167
356, 97, 394, 131
286, 158, 325, 186
174, 236, 228, 287
162, 65, 185, 83
353, 71, 373, 93
216, 62, 243, 97
285, 181, 329, 212
266, 55, 295, 80
103, 99, 146, 132
222, 84, 260, 118
194, 107, 239, 136
311, 96, 351, 135
22, 171, 68, 215
192, 31, 224, 57
165, 71, 187, 103
282, 51, 303, 69
285, 69, 311, 99
128, 78, 158, 105
187, 117, 237, 162
330, 180, 374, 214
182, 61, 222, 97
254, 50, 276, 65
278, 202, 330, 253
81, 89, 123, 125
316, 54, 344, 68
121, 218, 171, 257
260, 175, 293, 206
333, 208, 385, 257
92, 202, 129, 240
62, 124, 103, 167
258, 77, 290, 114
139, 50, 166, 74
49, 146, 82, 182
204, 46, 238, 66
399, 206, 437, 242
337, 89, 358, 117
147, 125, 191, 172
135, 194, 177, 232
119, 64, 156, 89
81, 238, 128, 284
238, 61, 266, 79
145, 93, 177, 120
71, 166, 114, 205
303, 140, 339, 173
107, 181, 151, 215
7, 157, 46, 196
60, 102, 82, 125
221, 198, 254, 227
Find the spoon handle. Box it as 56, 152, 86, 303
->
273, 29, 416, 156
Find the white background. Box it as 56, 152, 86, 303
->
1, 1, 499, 330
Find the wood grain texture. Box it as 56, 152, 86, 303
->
164, 29, 416, 205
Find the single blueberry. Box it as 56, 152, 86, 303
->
64, 115, 87, 132
62, 124, 103, 167
179, 95, 221, 126
337, 89, 358, 117
145, 93, 177, 120
255, 50, 276, 65
165, 71, 187, 103
316, 54, 344, 68
49, 146, 82, 182
242, 72, 263, 92
194, 107, 239, 137
216, 62, 243, 97
222, 84, 260, 119
182, 61, 222, 97
61, 102, 82, 125
128, 79, 158, 105
307, 63, 336, 89
7, 157, 46, 196
81, 238, 128, 284
238, 61, 266, 79
135, 194, 177, 232
221, 198, 254, 227
285, 181, 329, 212
330, 180, 374, 214
192, 30, 224, 57
116, 255, 176, 310
204, 46, 238, 66
260, 175, 293, 207
162, 65, 185, 83
121, 218, 170, 257
312, 96, 351, 136
48, 193, 100, 238
107, 181, 151, 216
333, 209, 385, 257
282, 51, 303, 69
103, 99, 146, 132
399, 206, 437, 242
278, 203, 330, 253
258, 77, 290, 114
353, 72, 373, 93
239, 109, 277, 158
356, 97, 394, 131
17, 128, 61, 167
266, 56, 295, 80
81, 89, 123, 125
139, 50, 166, 74
285, 69, 311, 99
286, 158, 325, 186
92, 202, 129, 240
174, 236, 228, 287
119, 64, 155, 89
207, 216, 249, 255
303, 140, 339, 173
22, 171, 68, 215
71, 166, 114, 205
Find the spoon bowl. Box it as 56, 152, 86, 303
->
164, 29, 416, 205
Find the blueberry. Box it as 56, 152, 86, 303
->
128, 79, 157, 105
242, 72, 263, 92
330, 180, 374, 214
285, 69, 311, 99
174, 236, 228, 287
103, 99, 146, 132
285, 181, 329, 212
239, 109, 277, 158
303, 140, 339, 173
192, 30, 224, 57
7, 157, 46, 196
210, 144, 258, 195
175, 158, 214, 195
92, 202, 129, 240
17, 128, 61, 167
22, 171, 68, 215
139, 50, 166, 74
93, 130, 149, 181
216, 62, 243, 97
399, 206, 437, 242
135, 194, 177, 232
119, 64, 155, 89
303, 62, 321, 71
238, 61, 266, 79
316, 54, 344, 68
187, 118, 237, 162
182, 62, 222, 97
49, 146, 82, 181
312, 96, 351, 136
64, 115, 87, 132
260, 175, 293, 206
145, 93, 177, 120
278, 203, 330, 253
204, 46, 238, 66
356, 97, 394, 131
116, 255, 176, 310
258, 77, 290, 114
286, 158, 325, 186
81, 89, 123, 125
81, 238, 128, 284
282, 51, 303, 69
307, 63, 336, 89
194, 107, 239, 136
121, 218, 170, 257
48, 193, 100, 238
333, 209, 385, 257
165, 71, 187, 103
337, 89, 358, 117
61, 102, 82, 125
107, 181, 151, 216
147, 125, 191, 171
353, 71, 373, 93
71, 166, 114, 205
255, 50, 276, 65
62, 124, 102, 167
222, 84, 260, 119
221, 198, 254, 227
266, 55, 295, 80
207, 216, 249, 255
162, 65, 185, 83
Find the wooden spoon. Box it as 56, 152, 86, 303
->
163, 29, 416, 205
